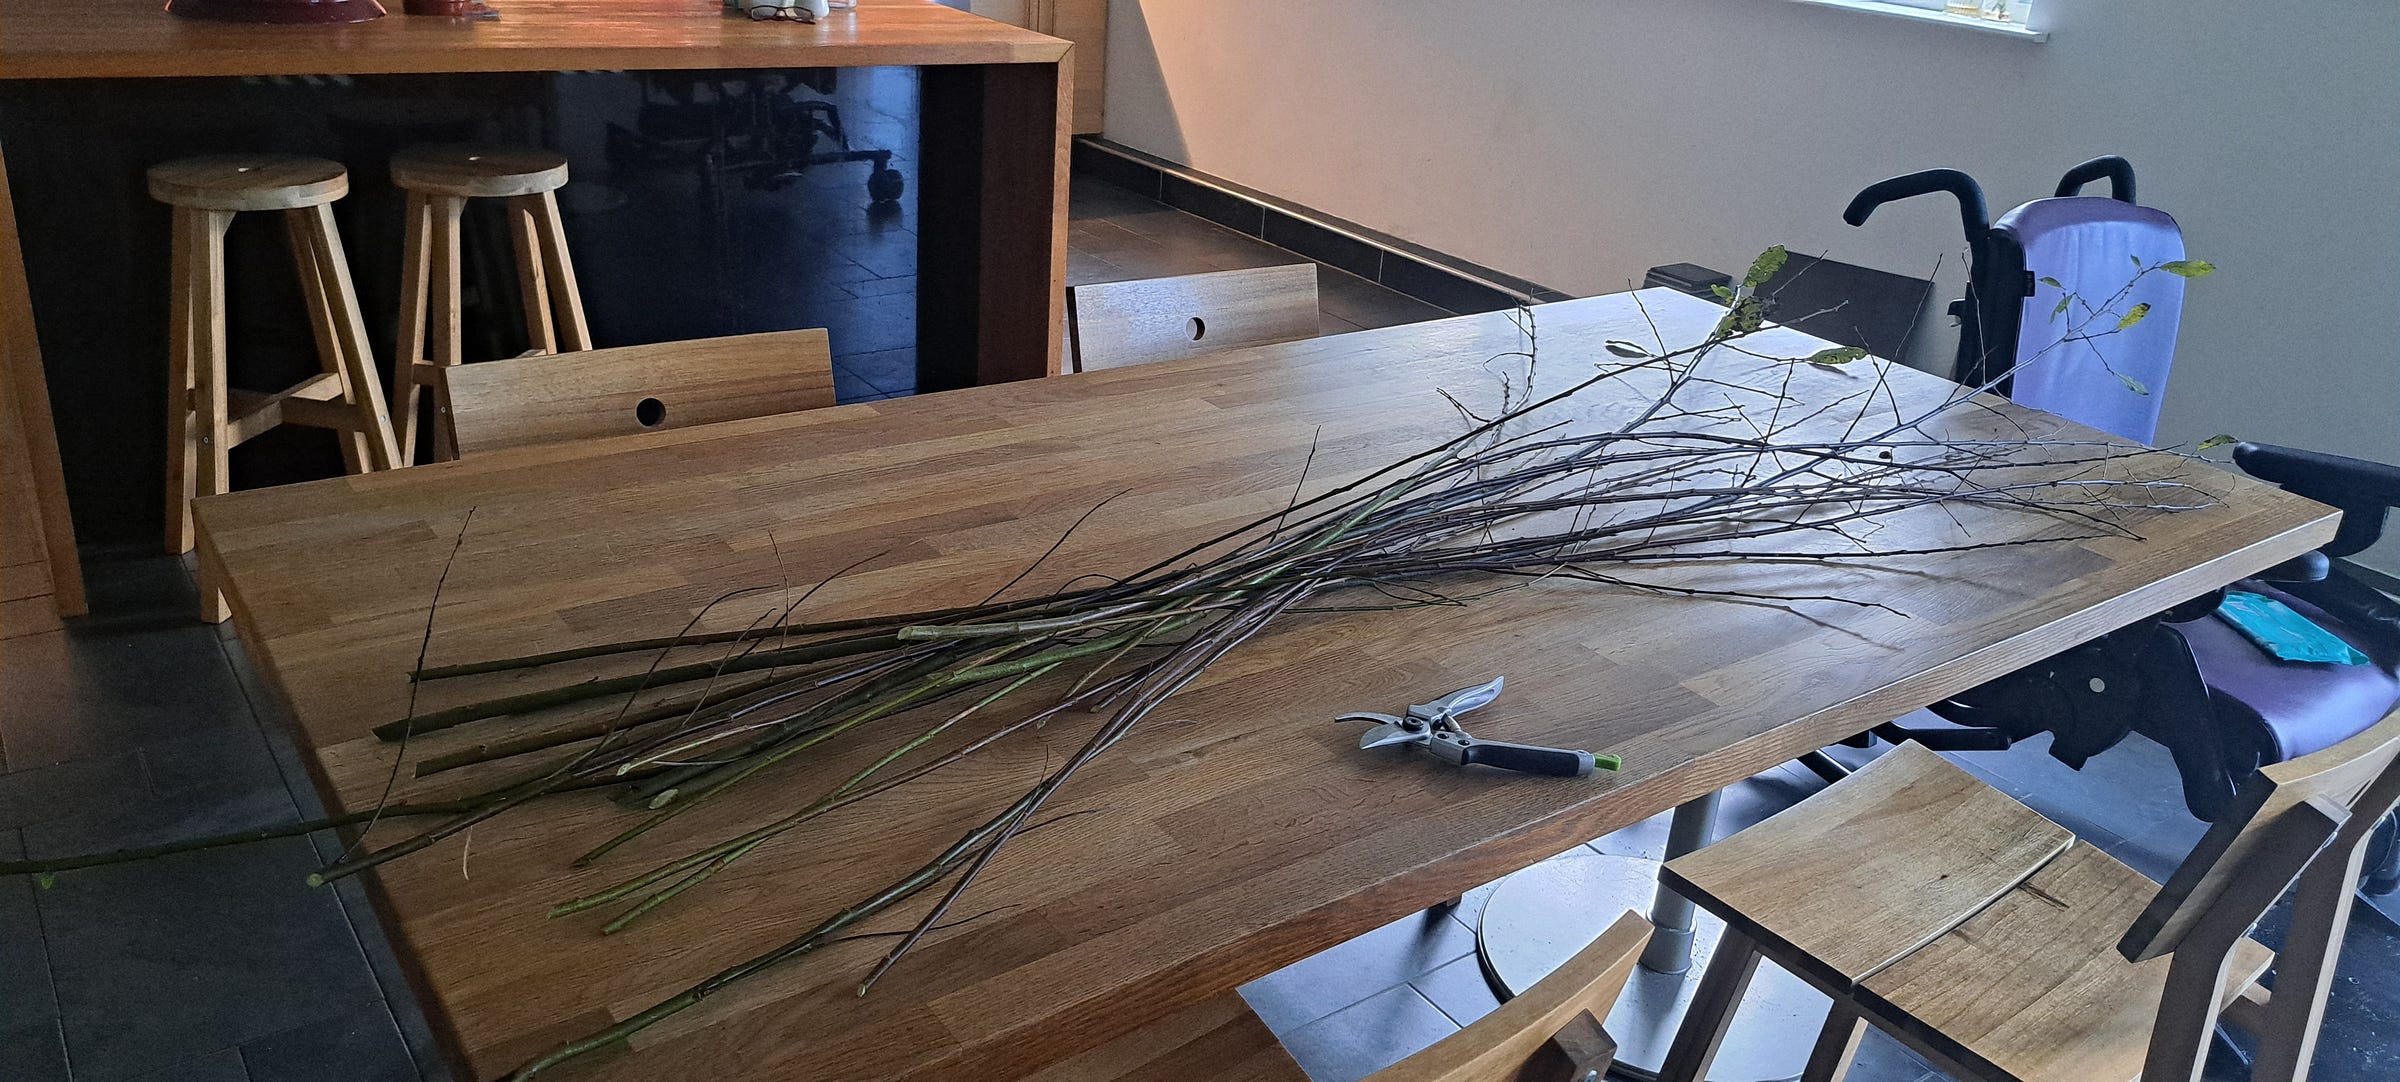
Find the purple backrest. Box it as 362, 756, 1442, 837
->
1997, 197, 2188, 445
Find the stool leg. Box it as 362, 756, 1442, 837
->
505, 194, 557, 356
427, 195, 466, 461
165, 208, 200, 555
529, 189, 590, 351
284, 209, 368, 473
392, 192, 432, 465
300, 204, 401, 471
190, 208, 234, 625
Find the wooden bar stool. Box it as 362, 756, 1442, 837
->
389, 144, 590, 463
149, 153, 402, 623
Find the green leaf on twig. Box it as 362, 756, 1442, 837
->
2116, 372, 2150, 396
1742, 245, 1790, 289
1710, 284, 1734, 301
2039, 276, 2063, 289
2198, 434, 2240, 451
1605, 340, 1650, 359
2115, 302, 2152, 331
2131, 255, 2143, 268
2160, 260, 2215, 278
2052, 295, 2072, 321
1806, 346, 1869, 367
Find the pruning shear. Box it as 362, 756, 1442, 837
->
1337, 677, 1615, 778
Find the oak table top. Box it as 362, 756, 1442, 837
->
192, 289, 2336, 1081
0, 0, 1069, 80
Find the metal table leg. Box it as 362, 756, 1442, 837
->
1639, 792, 1720, 974
1476, 791, 1829, 1080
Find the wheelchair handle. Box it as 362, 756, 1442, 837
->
1842, 168, 1990, 244
2055, 155, 2138, 203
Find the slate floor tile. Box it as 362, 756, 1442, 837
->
94, 1047, 248, 1082
240, 1003, 421, 1082
1317, 268, 1452, 330
40, 837, 380, 1080
0, 1019, 69, 1082
0, 828, 59, 1034
1409, 953, 1500, 1028
0, 621, 255, 770
1273, 983, 1458, 1082
841, 347, 918, 395
831, 363, 886, 405
1238, 907, 1477, 1033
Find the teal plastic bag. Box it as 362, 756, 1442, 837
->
2214, 591, 2370, 666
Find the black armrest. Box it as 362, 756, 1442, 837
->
2234, 442, 2400, 558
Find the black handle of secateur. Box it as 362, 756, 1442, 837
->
1460, 740, 1596, 778
2055, 155, 2137, 203
1842, 168, 1990, 245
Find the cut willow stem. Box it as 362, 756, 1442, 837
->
371, 632, 900, 741
569, 663, 1064, 930
501, 791, 1042, 1081
409, 672, 792, 778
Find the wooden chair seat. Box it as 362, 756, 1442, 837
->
1661, 742, 2073, 989
1662, 712, 2400, 1082
389, 144, 570, 198
1858, 843, 2273, 1082
146, 153, 347, 212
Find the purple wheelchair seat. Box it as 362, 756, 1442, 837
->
1997, 197, 2188, 445
2180, 583, 2400, 761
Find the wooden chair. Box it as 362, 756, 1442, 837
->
435, 329, 835, 456
1657, 713, 2400, 1082
1037, 912, 1651, 1082
1066, 264, 1320, 373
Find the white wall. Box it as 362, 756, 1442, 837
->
1105, 0, 2400, 571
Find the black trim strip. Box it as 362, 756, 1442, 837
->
1073, 138, 1575, 315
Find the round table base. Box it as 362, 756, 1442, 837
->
1474, 851, 1830, 1082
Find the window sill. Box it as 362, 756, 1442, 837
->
1785, 0, 2049, 41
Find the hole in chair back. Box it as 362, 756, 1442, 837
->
635, 397, 667, 428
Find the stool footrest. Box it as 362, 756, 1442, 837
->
226, 373, 365, 445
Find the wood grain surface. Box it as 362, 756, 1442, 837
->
442, 328, 837, 456
1662, 742, 2073, 990
0, 0, 1070, 80
191, 289, 2337, 1082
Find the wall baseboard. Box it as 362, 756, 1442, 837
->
1074, 138, 1575, 315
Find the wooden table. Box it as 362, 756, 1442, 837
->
193, 290, 2335, 1081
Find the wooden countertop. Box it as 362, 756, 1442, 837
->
192, 291, 2336, 1081
0, 0, 1069, 80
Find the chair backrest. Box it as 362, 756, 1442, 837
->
1066, 264, 1320, 373
1758, 252, 1933, 363
1364, 911, 1651, 1082
1990, 197, 2187, 445
439, 328, 835, 456
2124, 706, 2400, 962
